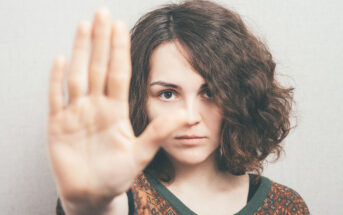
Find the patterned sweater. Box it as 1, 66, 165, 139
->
56, 173, 310, 215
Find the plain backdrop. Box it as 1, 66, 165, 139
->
0, 0, 342, 214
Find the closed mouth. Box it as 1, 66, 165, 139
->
175, 136, 206, 139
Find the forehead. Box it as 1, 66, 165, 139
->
149, 42, 205, 85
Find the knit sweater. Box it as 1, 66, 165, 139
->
56, 172, 310, 215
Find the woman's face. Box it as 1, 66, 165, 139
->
146, 41, 223, 166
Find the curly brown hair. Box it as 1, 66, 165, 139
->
129, 0, 295, 183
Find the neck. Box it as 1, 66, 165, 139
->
164, 153, 245, 193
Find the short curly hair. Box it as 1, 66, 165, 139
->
129, 0, 295, 183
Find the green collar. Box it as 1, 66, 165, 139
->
144, 172, 272, 215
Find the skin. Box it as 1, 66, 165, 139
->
147, 42, 223, 167
47, 8, 189, 215
147, 42, 250, 215
47, 8, 249, 215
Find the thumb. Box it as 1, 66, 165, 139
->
133, 109, 188, 169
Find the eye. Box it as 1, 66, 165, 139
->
202, 88, 213, 99
158, 89, 177, 101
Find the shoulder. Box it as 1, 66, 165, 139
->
256, 176, 310, 215
129, 172, 180, 214
129, 173, 311, 215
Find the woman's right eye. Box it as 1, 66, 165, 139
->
158, 89, 177, 101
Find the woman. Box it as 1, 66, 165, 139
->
48, 0, 310, 214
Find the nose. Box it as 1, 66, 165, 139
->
183, 98, 201, 125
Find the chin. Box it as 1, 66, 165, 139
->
165, 148, 216, 166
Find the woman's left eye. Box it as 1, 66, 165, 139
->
203, 89, 212, 99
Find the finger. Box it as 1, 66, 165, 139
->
68, 21, 92, 103
134, 109, 188, 168
107, 20, 132, 109
89, 8, 112, 95
49, 55, 66, 115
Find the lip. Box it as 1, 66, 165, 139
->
174, 136, 206, 146
175, 135, 205, 139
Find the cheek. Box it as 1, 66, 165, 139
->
146, 98, 177, 120
206, 108, 223, 138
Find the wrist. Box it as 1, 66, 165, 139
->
59, 194, 118, 215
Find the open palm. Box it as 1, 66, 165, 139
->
46, 8, 187, 204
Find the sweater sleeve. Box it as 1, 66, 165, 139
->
56, 192, 133, 215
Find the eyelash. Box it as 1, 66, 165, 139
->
157, 89, 213, 101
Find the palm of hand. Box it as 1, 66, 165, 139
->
48, 96, 137, 199
46, 8, 187, 203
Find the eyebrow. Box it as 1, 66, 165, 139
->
149, 81, 208, 90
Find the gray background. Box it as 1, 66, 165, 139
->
0, 0, 342, 214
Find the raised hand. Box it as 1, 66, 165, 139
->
46, 8, 187, 207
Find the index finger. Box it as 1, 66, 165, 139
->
107, 20, 132, 106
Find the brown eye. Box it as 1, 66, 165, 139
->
203, 88, 212, 99
158, 89, 177, 100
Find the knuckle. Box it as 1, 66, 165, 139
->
111, 39, 129, 50
108, 72, 130, 84
93, 30, 108, 39
90, 65, 107, 74
68, 77, 80, 90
